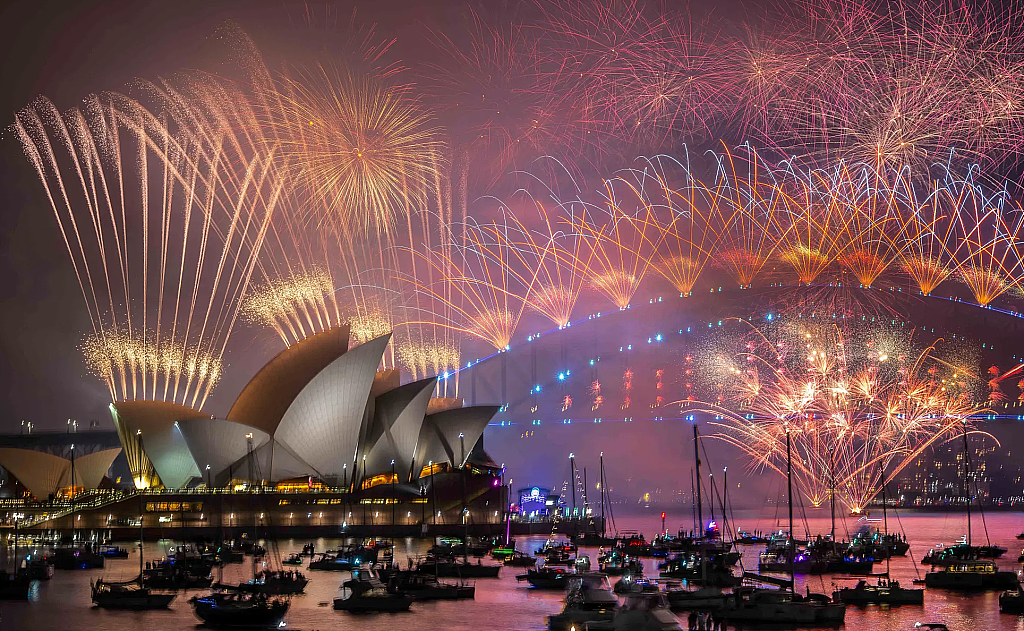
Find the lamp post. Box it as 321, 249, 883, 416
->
391, 459, 396, 528
206, 464, 211, 489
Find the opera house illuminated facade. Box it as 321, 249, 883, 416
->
0, 326, 505, 535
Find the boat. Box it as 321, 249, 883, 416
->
282, 553, 304, 566
97, 544, 130, 559
924, 427, 1016, 590
503, 550, 537, 567
833, 578, 923, 605
758, 544, 825, 574
416, 556, 501, 577
230, 570, 309, 595
190, 591, 289, 627
91, 577, 176, 609
584, 591, 682, 631
0, 571, 30, 600
20, 557, 54, 581
548, 573, 619, 631
834, 466, 922, 606
517, 565, 573, 589
91, 512, 178, 610
923, 542, 1007, 566
720, 431, 846, 626
387, 569, 474, 600
614, 573, 659, 595
665, 586, 728, 611
924, 559, 1018, 590
333, 569, 413, 612
308, 551, 362, 571
720, 587, 846, 625
659, 552, 740, 586
733, 529, 767, 545
52, 544, 105, 570
143, 563, 213, 589
1000, 585, 1024, 613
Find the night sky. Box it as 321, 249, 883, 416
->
3, 0, 1024, 505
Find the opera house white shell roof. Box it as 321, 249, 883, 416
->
106, 327, 498, 488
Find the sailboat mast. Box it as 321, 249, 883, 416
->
694, 426, 703, 532
786, 429, 795, 594
139, 492, 145, 583
963, 424, 972, 546
830, 452, 836, 541
600, 453, 606, 538
881, 461, 889, 578
569, 454, 577, 516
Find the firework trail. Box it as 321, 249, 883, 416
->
682, 317, 990, 511
15, 94, 281, 408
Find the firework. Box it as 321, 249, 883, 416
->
15, 95, 279, 408
686, 318, 988, 511
273, 63, 442, 237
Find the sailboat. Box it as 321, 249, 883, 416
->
833, 462, 922, 605
91, 496, 176, 609
720, 428, 846, 626
925, 426, 1017, 590
575, 453, 617, 546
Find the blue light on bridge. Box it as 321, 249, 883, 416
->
766, 313, 774, 321
534, 385, 542, 393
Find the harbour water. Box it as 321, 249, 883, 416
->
3, 509, 1023, 631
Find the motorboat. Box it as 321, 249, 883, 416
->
143, 563, 213, 589
1000, 585, 1024, 613
52, 544, 105, 570
734, 529, 767, 545
659, 552, 740, 586
309, 551, 362, 571
416, 556, 501, 577
665, 586, 728, 611
97, 544, 130, 559
924, 559, 1018, 590
832, 578, 923, 605
517, 565, 573, 589
387, 570, 474, 600
333, 570, 413, 612
585, 591, 682, 631
91, 576, 176, 609
719, 587, 846, 626
922, 542, 1007, 566
190, 591, 289, 627
614, 568, 658, 595
234, 570, 309, 595
503, 550, 538, 567
282, 553, 304, 566
548, 573, 619, 631
758, 544, 826, 575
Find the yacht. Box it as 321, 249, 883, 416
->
999, 584, 1024, 613
387, 569, 474, 600
924, 559, 1018, 590
308, 550, 363, 571
833, 577, 923, 605
585, 591, 682, 631
231, 570, 309, 595
548, 573, 619, 631
417, 555, 501, 577
333, 570, 412, 612
664, 586, 728, 611
91, 577, 176, 609
517, 565, 573, 589
720, 587, 846, 625
190, 591, 289, 627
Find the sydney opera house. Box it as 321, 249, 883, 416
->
0, 326, 506, 535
